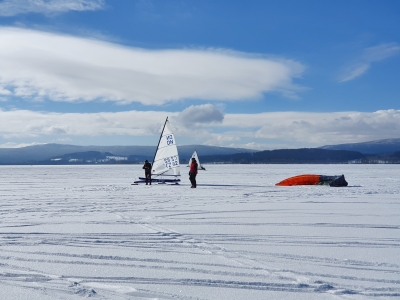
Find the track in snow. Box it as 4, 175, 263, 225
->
0, 164, 399, 299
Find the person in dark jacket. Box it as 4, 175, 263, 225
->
142, 160, 152, 185
189, 157, 198, 188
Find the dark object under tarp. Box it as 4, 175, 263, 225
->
276, 174, 348, 187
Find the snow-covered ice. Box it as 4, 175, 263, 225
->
0, 164, 399, 299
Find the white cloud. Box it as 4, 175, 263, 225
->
223, 110, 400, 147
0, 27, 305, 105
0, 109, 176, 139
177, 104, 224, 126
363, 43, 400, 61
340, 43, 400, 82
0, 87, 11, 95
1, 108, 400, 149
0, 0, 104, 16
340, 64, 370, 82
204, 134, 241, 147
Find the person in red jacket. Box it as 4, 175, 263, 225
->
189, 157, 198, 188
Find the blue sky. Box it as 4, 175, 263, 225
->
0, 0, 399, 149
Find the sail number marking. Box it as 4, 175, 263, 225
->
164, 155, 179, 169
166, 134, 175, 145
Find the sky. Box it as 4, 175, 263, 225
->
0, 0, 399, 150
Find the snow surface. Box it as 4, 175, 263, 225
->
0, 164, 399, 300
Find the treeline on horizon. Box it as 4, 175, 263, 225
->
3, 148, 400, 165
199, 148, 365, 164
200, 149, 400, 164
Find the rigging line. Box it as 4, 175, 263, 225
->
151, 116, 168, 168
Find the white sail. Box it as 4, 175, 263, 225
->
187, 150, 206, 170
151, 118, 180, 177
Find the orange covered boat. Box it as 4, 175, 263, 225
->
276, 174, 348, 187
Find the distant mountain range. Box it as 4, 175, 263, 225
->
200, 148, 365, 164
0, 143, 256, 164
1, 138, 399, 164
320, 138, 400, 154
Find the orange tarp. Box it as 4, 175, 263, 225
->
275, 174, 321, 186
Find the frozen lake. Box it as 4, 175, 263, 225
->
0, 164, 399, 300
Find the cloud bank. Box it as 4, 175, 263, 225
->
177, 104, 224, 126
0, 27, 305, 105
0, 109, 172, 139
0, 0, 104, 16
340, 43, 400, 82
221, 110, 400, 147
1, 108, 399, 149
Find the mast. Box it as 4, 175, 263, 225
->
151, 117, 168, 169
